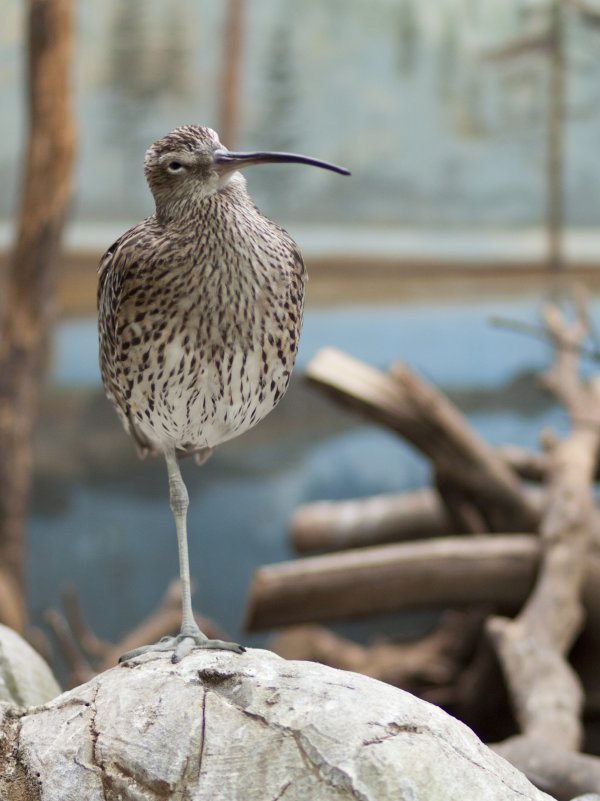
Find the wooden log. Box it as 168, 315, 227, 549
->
44, 581, 231, 685
498, 444, 550, 483
246, 535, 544, 631
270, 610, 484, 691
492, 736, 600, 800
488, 297, 600, 756
291, 487, 450, 552
291, 482, 600, 555
305, 348, 539, 533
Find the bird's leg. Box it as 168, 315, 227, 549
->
167, 451, 197, 637
118, 451, 244, 664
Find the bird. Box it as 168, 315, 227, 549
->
97, 125, 349, 662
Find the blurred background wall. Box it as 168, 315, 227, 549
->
2, 0, 600, 236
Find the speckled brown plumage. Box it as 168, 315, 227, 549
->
97, 125, 348, 662
98, 126, 305, 464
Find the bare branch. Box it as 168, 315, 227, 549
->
270, 610, 484, 692
247, 535, 556, 631
490, 314, 600, 362
492, 736, 600, 800
305, 348, 538, 533
488, 296, 600, 757
45, 580, 232, 681
62, 585, 112, 660
291, 488, 450, 553
44, 608, 95, 687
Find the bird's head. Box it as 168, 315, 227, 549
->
144, 124, 349, 216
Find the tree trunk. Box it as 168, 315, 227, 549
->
546, 0, 565, 274
218, 0, 245, 148
0, 0, 76, 630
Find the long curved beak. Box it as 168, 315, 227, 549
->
213, 149, 350, 176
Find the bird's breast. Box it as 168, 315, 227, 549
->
124, 261, 303, 452
101, 208, 306, 455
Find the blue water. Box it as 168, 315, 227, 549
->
31, 296, 574, 665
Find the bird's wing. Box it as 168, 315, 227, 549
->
97, 230, 136, 342
97, 228, 157, 458
97, 236, 120, 284
97, 223, 151, 349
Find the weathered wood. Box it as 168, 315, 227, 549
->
488, 298, 600, 759
0, 0, 76, 630
492, 736, 600, 801
45, 581, 231, 686
305, 348, 539, 533
291, 487, 450, 552
498, 444, 550, 483
246, 535, 545, 630
270, 610, 484, 693
291, 482, 600, 554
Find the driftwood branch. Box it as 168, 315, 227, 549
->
305, 348, 538, 533
486, 298, 600, 795
247, 531, 600, 634
247, 535, 549, 630
498, 444, 551, 483
493, 737, 600, 800
270, 610, 485, 694
250, 291, 600, 797
46, 581, 230, 685
291, 482, 600, 555
291, 487, 450, 552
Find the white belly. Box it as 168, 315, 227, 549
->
129, 338, 291, 452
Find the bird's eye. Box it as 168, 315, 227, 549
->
167, 161, 185, 174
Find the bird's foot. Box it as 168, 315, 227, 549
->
119, 628, 245, 664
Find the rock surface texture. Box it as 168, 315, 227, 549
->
0, 623, 60, 707
1, 647, 556, 801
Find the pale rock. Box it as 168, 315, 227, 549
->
2, 647, 557, 801
0, 623, 61, 707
